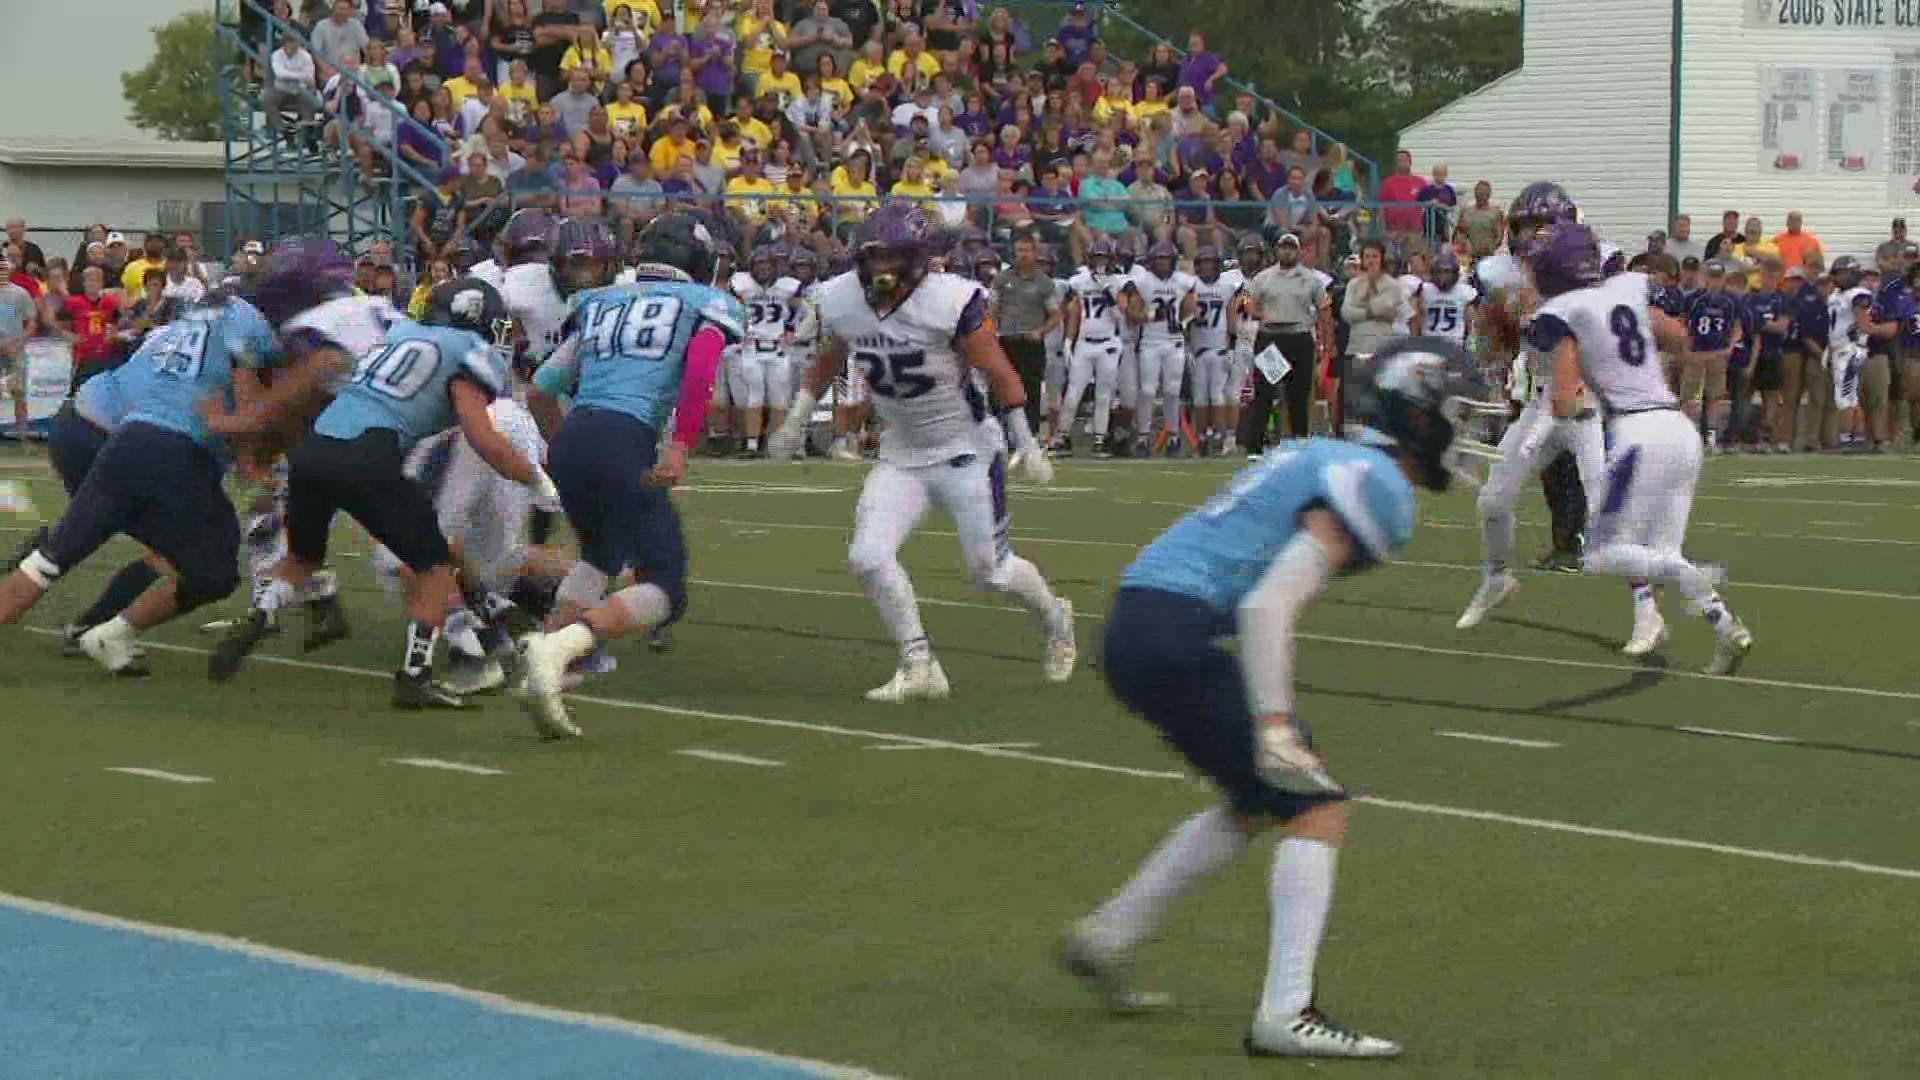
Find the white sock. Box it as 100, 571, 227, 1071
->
857, 559, 929, 662
1585, 543, 1722, 615
1257, 837, 1337, 1023
1481, 506, 1515, 572
1085, 807, 1247, 955
992, 555, 1065, 637
549, 621, 597, 666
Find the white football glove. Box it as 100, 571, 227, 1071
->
1011, 446, 1054, 485
1254, 718, 1343, 796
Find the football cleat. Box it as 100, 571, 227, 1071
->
865, 657, 950, 703
520, 631, 585, 738
1245, 1007, 1403, 1059
1706, 618, 1754, 676
1059, 921, 1171, 1013
61, 623, 91, 658
208, 609, 276, 683
1455, 572, 1519, 630
646, 627, 672, 653
79, 620, 150, 678
1621, 605, 1667, 658
444, 653, 508, 695
302, 596, 351, 652
391, 670, 467, 710
1044, 598, 1077, 683
1533, 548, 1583, 574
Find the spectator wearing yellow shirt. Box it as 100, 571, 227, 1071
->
443, 56, 488, 110
849, 40, 887, 91
649, 114, 698, 174
602, 0, 661, 32
889, 158, 937, 211
816, 53, 855, 114
1134, 77, 1171, 121
560, 38, 615, 93
660, 77, 716, 132
757, 50, 804, 108
735, 0, 789, 91
119, 234, 168, 296
735, 106, 775, 153
1093, 78, 1136, 124
767, 165, 818, 231
606, 80, 650, 140
713, 123, 750, 173
1732, 216, 1778, 285
727, 152, 779, 226
887, 31, 940, 84
498, 58, 539, 123
829, 150, 879, 225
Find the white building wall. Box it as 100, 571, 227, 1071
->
1677, 1, 1910, 261
0, 165, 226, 237
1400, 0, 1673, 250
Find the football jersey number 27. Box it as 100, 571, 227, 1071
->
855, 349, 934, 399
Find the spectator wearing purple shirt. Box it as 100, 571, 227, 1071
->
956, 93, 993, 139
1177, 32, 1228, 111
1175, 128, 1225, 183
647, 26, 689, 108
1244, 136, 1288, 201
688, 15, 736, 116
1053, 4, 1097, 67
993, 125, 1031, 176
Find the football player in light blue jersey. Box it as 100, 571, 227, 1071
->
518, 213, 743, 739
1062, 337, 1485, 1062
209, 279, 549, 710
0, 295, 284, 675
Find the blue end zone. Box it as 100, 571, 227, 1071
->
0, 899, 865, 1080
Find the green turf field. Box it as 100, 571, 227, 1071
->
3, 444, 1918, 1078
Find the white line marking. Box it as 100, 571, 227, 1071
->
388, 757, 507, 776
866, 741, 1041, 751
674, 748, 786, 768
682, 577, 1920, 702
0, 889, 887, 1078
1808, 520, 1855, 527
1436, 731, 1561, 749
32, 630, 1920, 883
695, 518, 1920, 602
1676, 726, 1798, 745
104, 767, 213, 784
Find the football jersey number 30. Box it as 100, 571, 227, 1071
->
854, 349, 934, 399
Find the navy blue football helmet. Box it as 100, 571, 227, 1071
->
1531, 222, 1605, 299
633, 211, 719, 285
1350, 336, 1493, 492
1507, 181, 1579, 257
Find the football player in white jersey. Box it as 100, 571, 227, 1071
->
767, 204, 1077, 700
1827, 256, 1873, 417
1056, 239, 1136, 457
728, 247, 800, 456
1455, 182, 1638, 647
1531, 223, 1753, 674
1413, 250, 1477, 349
1187, 246, 1244, 456
1126, 242, 1198, 456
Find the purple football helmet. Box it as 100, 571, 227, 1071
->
501, 208, 555, 265
788, 246, 818, 285
550, 218, 615, 293
855, 202, 941, 307
267, 236, 352, 285
1236, 233, 1266, 273
1193, 245, 1222, 282
1146, 240, 1177, 275
974, 248, 1002, 284
749, 246, 781, 286
1530, 222, 1604, 299
1431, 250, 1461, 291
1088, 238, 1114, 270
1508, 181, 1579, 257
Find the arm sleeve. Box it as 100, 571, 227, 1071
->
1235, 532, 1336, 716
672, 325, 727, 448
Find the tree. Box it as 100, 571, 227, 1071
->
121, 11, 222, 142
1106, 0, 1519, 187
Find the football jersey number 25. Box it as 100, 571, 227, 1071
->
855, 349, 934, 399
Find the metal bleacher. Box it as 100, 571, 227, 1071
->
212, 0, 447, 260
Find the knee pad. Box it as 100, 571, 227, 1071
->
176, 565, 241, 615
556, 562, 610, 612
847, 546, 890, 584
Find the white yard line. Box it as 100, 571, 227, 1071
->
1675, 727, 1798, 745
674, 748, 786, 768
1435, 731, 1561, 749
103, 767, 213, 784
30, 629, 1920, 883
865, 741, 1040, 751
388, 757, 507, 776
0, 889, 888, 1079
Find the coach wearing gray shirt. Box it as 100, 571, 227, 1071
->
1238, 233, 1326, 453
0, 265, 37, 443
990, 233, 1062, 430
